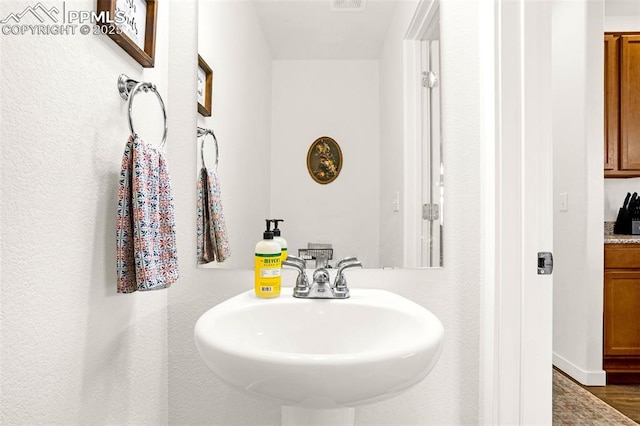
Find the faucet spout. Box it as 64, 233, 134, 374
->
312, 268, 330, 285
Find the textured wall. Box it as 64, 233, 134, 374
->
0, 0, 169, 423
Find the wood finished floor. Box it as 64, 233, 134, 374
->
555, 368, 640, 424
583, 382, 640, 424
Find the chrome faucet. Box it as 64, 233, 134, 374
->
282, 255, 310, 297
282, 256, 362, 299
333, 259, 362, 298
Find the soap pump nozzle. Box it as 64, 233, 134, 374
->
263, 219, 274, 240
271, 219, 284, 236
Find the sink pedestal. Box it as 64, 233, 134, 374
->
281, 406, 355, 426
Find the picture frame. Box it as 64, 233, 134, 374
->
96, 0, 158, 68
197, 54, 213, 117
306, 136, 343, 184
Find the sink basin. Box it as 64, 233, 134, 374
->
194, 288, 444, 411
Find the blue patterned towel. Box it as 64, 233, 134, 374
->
116, 135, 179, 293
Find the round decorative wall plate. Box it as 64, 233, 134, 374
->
306, 136, 343, 185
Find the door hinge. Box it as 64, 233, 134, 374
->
422, 70, 438, 89
422, 203, 440, 221
537, 252, 553, 275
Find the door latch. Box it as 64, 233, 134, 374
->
537, 252, 553, 275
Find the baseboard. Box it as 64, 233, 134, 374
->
604, 370, 640, 384
553, 352, 607, 386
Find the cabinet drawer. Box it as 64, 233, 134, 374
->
605, 244, 640, 268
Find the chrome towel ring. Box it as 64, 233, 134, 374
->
117, 74, 168, 149
197, 127, 219, 171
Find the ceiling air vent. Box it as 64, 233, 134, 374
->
330, 0, 368, 12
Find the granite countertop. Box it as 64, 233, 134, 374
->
605, 234, 640, 244
604, 221, 640, 244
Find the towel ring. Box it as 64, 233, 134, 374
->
197, 127, 219, 171
117, 74, 168, 149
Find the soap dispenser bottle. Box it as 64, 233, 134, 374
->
271, 219, 287, 263
255, 219, 282, 298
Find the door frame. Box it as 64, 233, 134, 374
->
402, 0, 440, 268
479, 0, 554, 423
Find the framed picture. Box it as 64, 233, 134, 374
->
197, 55, 213, 117
96, 0, 158, 68
306, 136, 343, 184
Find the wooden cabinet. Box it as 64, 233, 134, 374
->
603, 244, 640, 383
605, 33, 640, 177
605, 34, 618, 172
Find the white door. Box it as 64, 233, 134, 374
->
481, 0, 554, 424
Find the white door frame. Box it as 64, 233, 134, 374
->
402, 0, 440, 268
479, 0, 554, 424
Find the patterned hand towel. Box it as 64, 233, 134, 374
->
197, 168, 216, 263
207, 168, 231, 261
116, 135, 179, 293
197, 167, 230, 264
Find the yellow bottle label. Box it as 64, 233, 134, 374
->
281, 247, 288, 262
255, 253, 281, 298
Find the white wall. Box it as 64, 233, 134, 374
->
270, 60, 380, 267
196, 0, 273, 269
604, 0, 640, 31
552, 0, 606, 385
378, 0, 417, 267
0, 0, 169, 423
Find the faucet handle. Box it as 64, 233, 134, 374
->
286, 255, 307, 269
334, 261, 362, 296
336, 260, 362, 275
282, 259, 303, 272
283, 259, 310, 297
336, 256, 358, 268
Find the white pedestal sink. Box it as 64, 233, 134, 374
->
194, 288, 444, 426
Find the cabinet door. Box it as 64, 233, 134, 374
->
620, 35, 640, 171
605, 35, 619, 171
604, 270, 640, 356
